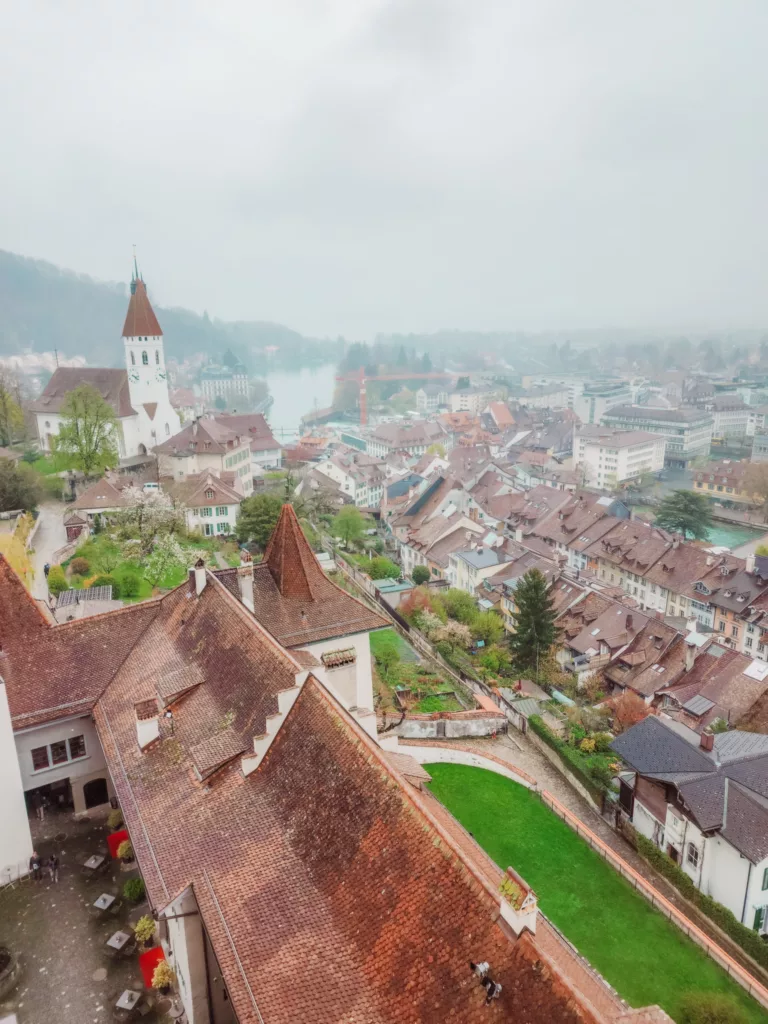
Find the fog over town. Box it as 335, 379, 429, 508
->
2, 5, 768, 1024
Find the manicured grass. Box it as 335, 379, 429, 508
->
370, 627, 418, 663
426, 764, 768, 1023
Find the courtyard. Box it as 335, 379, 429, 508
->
0, 811, 176, 1024
426, 762, 768, 1024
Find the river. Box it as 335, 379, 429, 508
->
261, 364, 339, 440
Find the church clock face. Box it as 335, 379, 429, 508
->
155, 371, 167, 382
129, 370, 140, 383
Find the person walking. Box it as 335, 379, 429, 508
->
48, 854, 60, 883
29, 851, 42, 881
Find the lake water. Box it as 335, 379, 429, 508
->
633, 505, 766, 552
262, 364, 339, 439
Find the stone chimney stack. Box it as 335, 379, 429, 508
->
700, 729, 715, 753
685, 640, 697, 672
746, 553, 756, 574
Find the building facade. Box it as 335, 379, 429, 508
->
601, 406, 713, 467
574, 426, 666, 488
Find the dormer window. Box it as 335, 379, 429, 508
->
694, 582, 711, 595
204, 441, 211, 451
205, 489, 214, 500
142, 351, 148, 365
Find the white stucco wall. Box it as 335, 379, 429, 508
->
403, 745, 535, 789
163, 887, 210, 1024
301, 632, 377, 737
14, 714, 113, 814
0, 680, 34, 882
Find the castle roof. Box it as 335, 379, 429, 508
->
250, 504, 388, 646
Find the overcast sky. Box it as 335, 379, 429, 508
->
1, 1, 766, 338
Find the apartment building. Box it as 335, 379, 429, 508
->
415, 384, 448, 412
154, 416, 254, 495
573, 425, 666, 488
449, 386, 498, 414
314, 451, 385, 507
572, 380, 633, 425
707, 395, 751, 439
692, 460, 756, 505
600, 406, 713, 467
366, 420, 449, 457
516, 384, 570, 410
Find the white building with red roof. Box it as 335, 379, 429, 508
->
31, 258, 180, 461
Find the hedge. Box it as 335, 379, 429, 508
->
528, 715, 609, 804
625, 823, 768, 973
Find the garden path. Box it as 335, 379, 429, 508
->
30, 503, 67, 601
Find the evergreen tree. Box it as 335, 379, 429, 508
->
655, 490, 713, 540
508, 569, 559, 673
236, 492, 284, 549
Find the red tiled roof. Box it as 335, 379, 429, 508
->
0, 556, 160, 729
96, 652, 606, 1024
29, 368, 136, 418
214, 413, 280, 450
69, 476, 130, 511
164, 471, 242, 509
122, 278, 163, 338
252, 504, 387, 645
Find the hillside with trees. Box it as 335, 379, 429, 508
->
0, 249, 333, 370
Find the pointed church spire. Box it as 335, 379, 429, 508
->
122, 257, 163, 338
263, 504, 324, 600
131, 245, 139, 294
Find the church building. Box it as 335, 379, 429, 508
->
31, 260, 180, 461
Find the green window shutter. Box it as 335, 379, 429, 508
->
754, 906, 765, 931
763, 868, 768, 891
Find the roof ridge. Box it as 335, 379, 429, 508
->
49, 596, 163, 632
263, 504, 320, 600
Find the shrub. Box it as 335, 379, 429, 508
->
70, 556, 90, 576
434, 620, 472, 650
579, 738, 596, 753
411, 565, 430, 585
122, 877, 145, 903
89, 574, 121, 598
47, 565, 68, 595
152, 960, 177, 991
117, 839, 134, 861
678, 991, 747, 1024
440, 588, 478, 624
400, 586, 435, 623
592, 732, 613, 753
472, 610, 505, 646
415, 609, 443, 637
107, 808, 124, 830
119, 572, 141, 599
528, 715, 611, 802
367, 556, 400, 580
133, 915, 156, 947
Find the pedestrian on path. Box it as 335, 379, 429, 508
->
47, 854, 60, 883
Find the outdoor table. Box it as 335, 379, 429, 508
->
84, 854, 105, 871
116, 990, 142, 1012
168, 1002, 185, 1020
106, 929, 131, 952
93, 893, 115, 911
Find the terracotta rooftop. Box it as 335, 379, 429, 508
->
155, 417, 245, 457
214, 413, 280, 450
164, 471, 242, 509
68, 476, 130, 511
96, 644, 609, 1024
250, 504, 388, 646
29, 368, 136, 418
122, 276, 163, 338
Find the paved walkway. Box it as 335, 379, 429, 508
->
0, 810, 171, 1024
30, 503, 68, 602
421, 733, 768, 987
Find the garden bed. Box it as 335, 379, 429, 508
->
370, 628, 476, 714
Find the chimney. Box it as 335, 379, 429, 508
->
135, 700, 160, 750
194, 558, 206, 596
192, 418, 199, 436
685, 641, 697, 672
700, 729, 715, 753
747, 553, 756, 574
625, 614, 633, 631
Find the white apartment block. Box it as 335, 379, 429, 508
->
601, 406, 713, 467
574, 426, 666, 489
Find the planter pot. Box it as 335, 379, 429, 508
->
120, 858, 136, 872
0, 947, 21, 1001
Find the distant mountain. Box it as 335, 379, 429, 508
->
0, 250, 333, 370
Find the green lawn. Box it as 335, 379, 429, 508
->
370, 627, 419, 663
426, 764, 768, 1023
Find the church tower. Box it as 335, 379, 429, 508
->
123, 256, 169, 407
122, 256, 180, 449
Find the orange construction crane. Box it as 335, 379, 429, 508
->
335, 367, 453, 425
